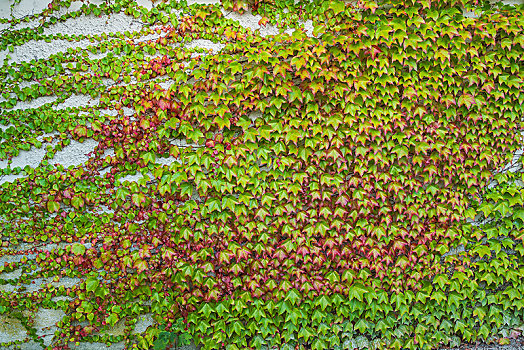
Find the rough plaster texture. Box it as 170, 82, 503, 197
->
1, 0, 524, 348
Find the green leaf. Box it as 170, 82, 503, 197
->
348, 284, 366, 302
415, 141, 431, 154
479, 203, 494, 218
132, 193, 146, 207
134, 259, 148, 273
206, 198, 221, 212
106, 312, 119, 326
495, 201, 510, 216
72, 243, 86, 256
71, 196, 85, 209
142, 152, 156, 165
473, 307, 486, 320
464, 207, 476, 220
180, 182, 193, 198
200, 304, 214, 318
116, 188, 130, 200
355, 319, 369, 333
47, 201, 60, 213
329, 0, 345, 14
513, 209, 524, 223
458, 93, 475, 109
433, 274, 448, 290
317, 295, 331, 311
288, 86, 303, 103
431, 290, 446, 304
171, 171, 188, 185
154, 332, 177, 350
230, 321, 244, 336
86, 277, 99, 292
474, 245, 491, 258
285, 289, 301, 305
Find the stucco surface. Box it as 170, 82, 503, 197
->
1, 0, 523, 348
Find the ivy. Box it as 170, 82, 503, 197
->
0, 0, 524, 349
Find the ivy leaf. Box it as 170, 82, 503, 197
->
415, 142, 431, 154
329, 0, 345, 15
513, 209, 524, 223
47, 201, 60, 213
473, 307, 487, 321
433, 274, 448, 290
72, 243, 86, 256
474, 245, 491, 258
431, 290, 446, 304
230, 321, 244, 336
206, 198, 221, 213
172, 171, 188, 185
73, 125, 88, 138
479, 203, 494, 218
71, 196, 85, 209
106, 313, 119, 326
355, 319, 369, 333
180, 183, 193, 198
200, 304, 214, 318
285, 289, 301, 305
458, 94, 475, 109
154, 332, 177, 350
216, 303, 229, 318
116, 188, 130, 201
132, 193, 146, 207
312, 24, 326, 36
288, 86, 303, 103
348, 284, 367, 301
222, 195, 237, 212
317, 295, 331, 311
142, 152, 156, 165
495, 201, 510, 217
134, 259, 148, 273
86, 277, 99, 292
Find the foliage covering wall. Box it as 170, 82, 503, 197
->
1, 0, 524, 349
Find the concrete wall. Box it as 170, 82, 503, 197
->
0, 0, 523, 349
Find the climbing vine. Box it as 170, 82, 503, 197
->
0, 0, 523, 349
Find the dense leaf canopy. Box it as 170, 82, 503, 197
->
0, 0, 523, 349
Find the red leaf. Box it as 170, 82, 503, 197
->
158, 99, 171, 111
